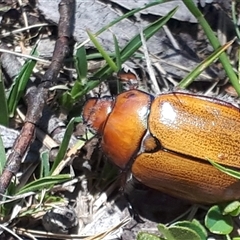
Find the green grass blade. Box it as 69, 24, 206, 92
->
40, 150, 50, 178
0, 135, 6, 175
17, 174, 71, 195
50, 117, 82, 175
120, 8, 178, 62
74, 7, 178, 96
231, 1, 240, 40
179, 39, 235, 88
94, 7, 177, 79
72, 80, 100, 100
86, 52, 115, 60
75, 46, 87, 82
76, 0, 171, 49
208, 159, 240, 180
87, 29, 118, 72
7, 46, 38, 117
69, 46, 88, 100
183, 0, 240, 96
0, 63, 9, 126
113, 34, 122, 71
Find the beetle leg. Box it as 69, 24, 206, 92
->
124, 192, 145, 223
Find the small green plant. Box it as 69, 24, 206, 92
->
0, 135, 6, 175
183, 0, 240, 95
60, 5, 178, 109
0, 65, 8, 126
137, 205, 240, 240
137, 219, 207, 240
7, 45, 38, 117
0, 117, 80, 217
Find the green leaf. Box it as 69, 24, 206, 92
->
173, 220, 207, 240
158, 223, 202, 240
0, 135, 6, 175
87, 29, 118, 72
168, 226, 202, 240
75, 46, 87, 82
7, 46, 38, 117
137, 232, 161, 240
60, 91, 74, 109
69, 80, 100, 100
40, 150, 50, 178
17, 174, 71, 195
158, 223, 174, 239
205, 205, 233, 235
113, 34, 121, 71
68, 46, 88, 104
5, 178, 18, 196
223, 201, 240, 217
0, 63, 9, 126
50, 117, 82, 175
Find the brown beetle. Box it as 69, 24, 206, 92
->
83, 89, 240, 204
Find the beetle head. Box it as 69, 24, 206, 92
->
82, 97, 114, 134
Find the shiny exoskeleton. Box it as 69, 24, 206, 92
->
83, 89, 240, 204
